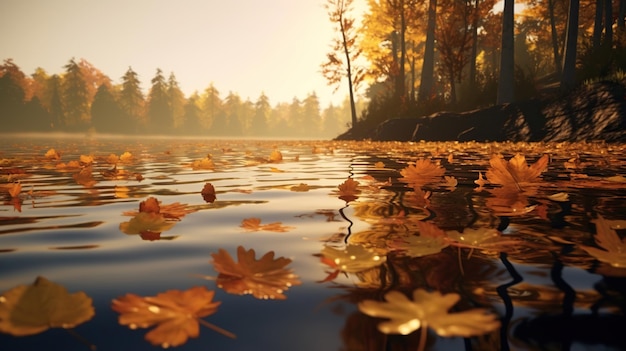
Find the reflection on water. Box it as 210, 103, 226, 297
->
1, 135, 625, 350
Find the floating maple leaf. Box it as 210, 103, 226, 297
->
337, 178, 361, 202
290, 183, 310, 192
7, 182, 21, 198
119, 212, 177, 240
72, 166, 96, 187
210, 246, 301, 300
240, 217, 294, 232
580, 215, 626, 268
387, 221, 450, 257
112, 286, 234, 348
0, 276, 94, 336
320, 244, 387, 274
125, 197, 196, 220
269, 150, 283, 162
358, 289, 500, 337
190, 157, 215, 170
486, 153, 548, 190
44, 148, 61, 160
399, 159, 445, 186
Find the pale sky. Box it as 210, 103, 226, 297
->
0, 0, 362, 107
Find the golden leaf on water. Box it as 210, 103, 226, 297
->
0, 276, 94, 336
44, 148, 60, 160
358, 288, 500, 337
210, 246, 301, 300
269, 150, 283, 163
580, 215, 626, 268
240, 217, 294, 232
320, 244, 386, 273
485, 153, 548, 189
79, 154, 94, 165
290, 183, 310, 192
72, 166, 96, 187
106, 153, 119, 164
119, 151, 133, 162
399, 159, 445, 186
125, 196, 196, 220
190, 157, 215, 170
112, 286, 234, 348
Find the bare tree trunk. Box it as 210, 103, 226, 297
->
548, 0, 562, 75
497, 0, 515, 104
561, 0, 579, 90
605, 0, 613, 45
418, 0, 437, 102
340, 17, 358, 127
619, 0, 625, 30
593, 0, 604, 49
469, 0, 479, 87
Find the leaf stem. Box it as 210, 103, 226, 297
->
198, 319, 237, 339
66, 328, 97, 351
417, 325, 427, 351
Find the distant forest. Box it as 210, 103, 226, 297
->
0, 58, 364, 138
3, 0, 626, 138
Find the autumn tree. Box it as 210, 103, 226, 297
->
222, 92, 243, 136
147, 68, 170, 134
322, 0, 365, 127
61, 58, 91, 130
119, 67, 145, 132
251, 93, 271, 136
497, 0, 515, 104
418, 0, 437, 102
182, 92, 203, 135
91, 84, 125, 134
0, 60, 27, 131
561, 0, 579, 89
202, 84, 223, 134
167, 73, 186, 132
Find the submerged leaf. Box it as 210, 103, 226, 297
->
358, 289, 500, 337
240, 217, 294, 232
580, 215, 626, 268
112, 286, 233, 347
211, 246, 301, 300
320, 244, 386, 273
0, 276, 94, 336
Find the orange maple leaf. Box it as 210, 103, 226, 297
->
337, 178, 360, 202
240, 217, 294, 232
486, 153, 549, 189
112, 286, 234, 348
399, 159, 445, 186
127, 196, 196, 220
211, 246, 301, 300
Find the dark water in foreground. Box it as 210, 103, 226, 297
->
1, 135, 625, 351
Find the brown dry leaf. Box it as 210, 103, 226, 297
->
7, 182, 21, 198
399, 159, 445, 186
112, 286, 234, 348
201, 183, 217, 203
337, 178, 360, 202
486, 153, 549, 189
0, 276, 94, 336
240, 217, 294, 232
127, 197, 196, 220
72, 166, 96, 187
211, 246, 301, 300
358, 288, 500, 337
580, 215, 626, 268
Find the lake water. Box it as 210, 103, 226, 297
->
1, 135, 625, 351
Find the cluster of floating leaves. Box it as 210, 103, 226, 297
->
2, 140, 626, 349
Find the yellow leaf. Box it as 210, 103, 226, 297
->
0, 276, 94, 336
44, 148, 60, 160
119, 151, 133, 162
7, 182, 21, 198
399, 159, 445, 186
580, 215, 626, 268
269, 150, 283, 162
320, 244, 386, 273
